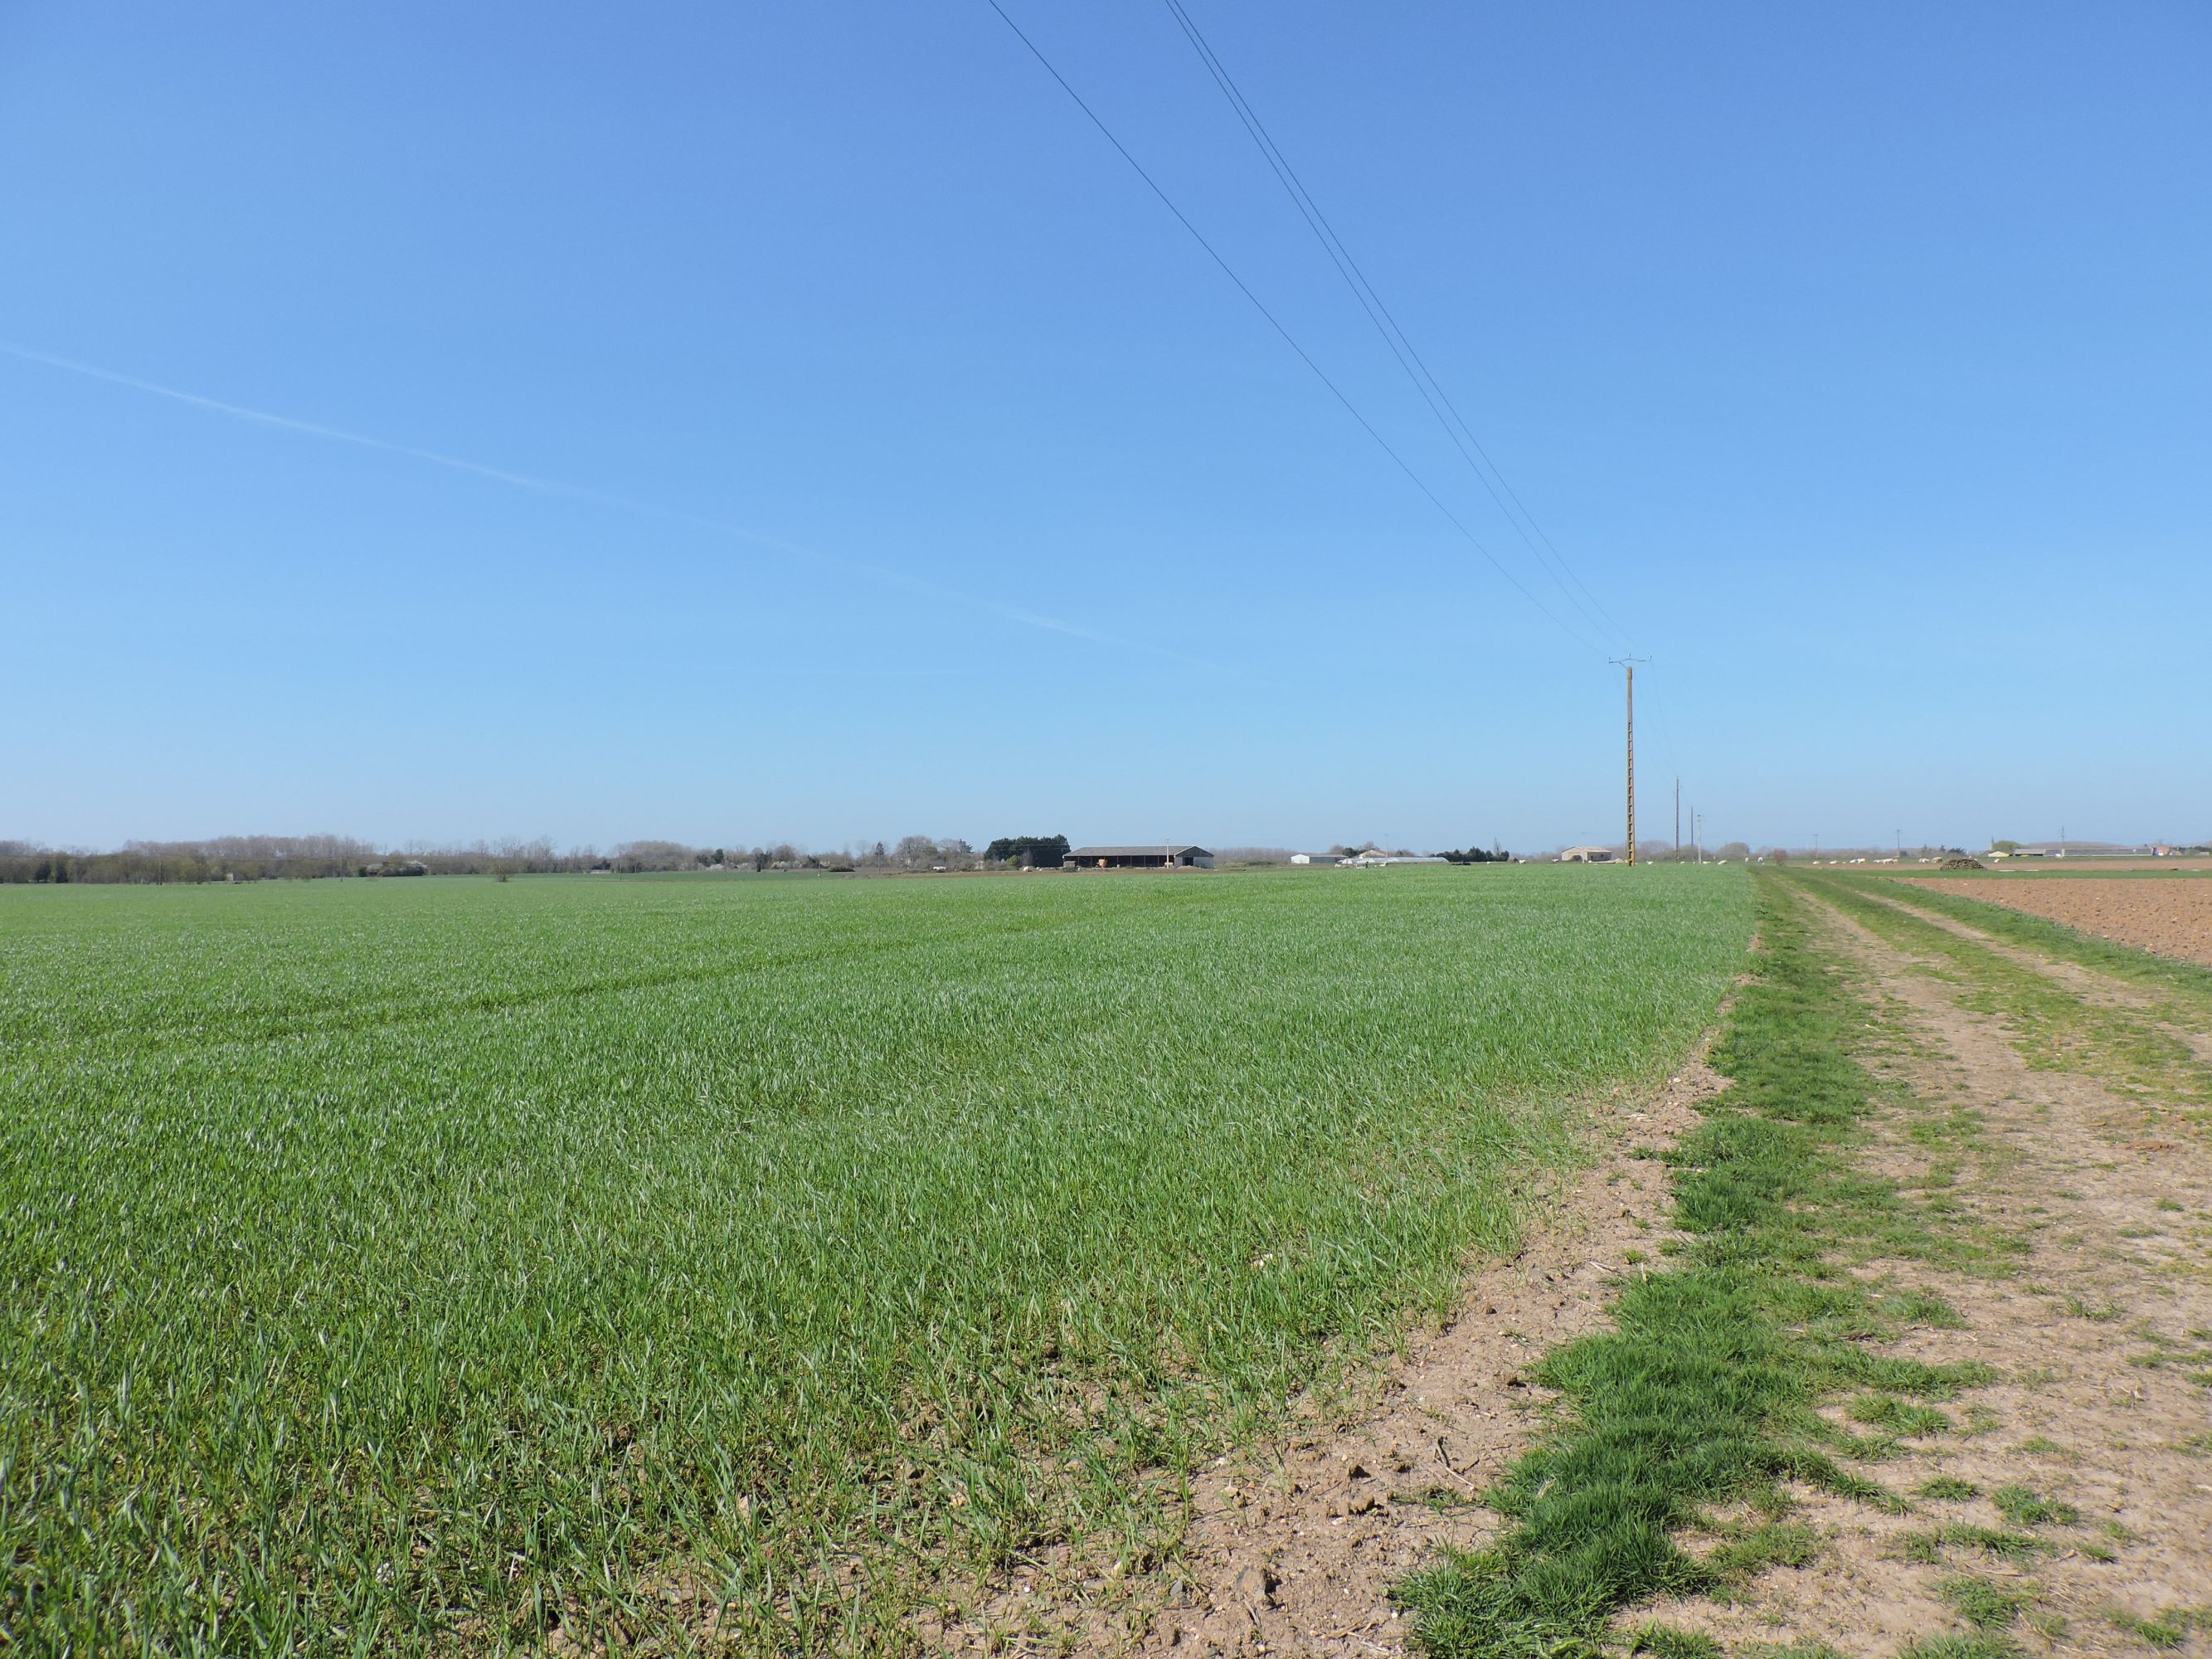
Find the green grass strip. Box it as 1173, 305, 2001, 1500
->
1396, 874, 1980, 1657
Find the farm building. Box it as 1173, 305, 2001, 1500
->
1064, 845, 1214, 870
1559, 846, 1614, 864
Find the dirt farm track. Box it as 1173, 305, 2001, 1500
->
1914, 875, 2212, 967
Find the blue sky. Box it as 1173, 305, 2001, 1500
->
4, 2, 2205, 854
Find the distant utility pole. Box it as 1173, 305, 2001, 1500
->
1611, 658, 1648, 865
1675, 778, 1681, 863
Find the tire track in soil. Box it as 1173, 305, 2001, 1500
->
1908, 877, 2212, 974
1864, 881, 2212, 1067
1642, 889, 2212, 1655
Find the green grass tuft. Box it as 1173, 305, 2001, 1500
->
1629, 1624, 1725, 1658
1883, 1289, 1968, 1328
1918, 1477, 1981, 1501
1850, 1394, 1953, 1437
1939, 1573, 2029, 1628
1708, 1521, 1821, 1579
1991, 1484, 2080, 1527
1900, 1530, 1947, 1565
1937, 1524, 2053, 1561
2107, 1608, 2190, 1648
1900, 1635, 2025, 1659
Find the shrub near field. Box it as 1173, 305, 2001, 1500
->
0, 866, 1752, 1654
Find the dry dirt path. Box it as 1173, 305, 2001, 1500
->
1678, 886, 2212, 1654
1862, 882, 2212, 1068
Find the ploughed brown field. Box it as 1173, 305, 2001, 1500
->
1918, 874, 2212, 967
1889, 857, 2212, 876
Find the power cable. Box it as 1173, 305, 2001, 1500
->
1158, 2, 1709, 838
1160, 0, 1636, 654
984, 0, 1604, 656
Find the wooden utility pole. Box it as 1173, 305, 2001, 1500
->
1675, 779, 1681, 864
1611, 658, 1648, 864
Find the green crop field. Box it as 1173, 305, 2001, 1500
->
0, 866, 1751, 1655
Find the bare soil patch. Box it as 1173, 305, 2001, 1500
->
1894, 861, 2212, 878
1918, 876, 2212, 969
1981, 871, 2212, 884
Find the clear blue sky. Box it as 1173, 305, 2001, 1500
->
4, 3, 2205, 854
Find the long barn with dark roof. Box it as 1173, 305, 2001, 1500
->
1062, 845, 1213, 870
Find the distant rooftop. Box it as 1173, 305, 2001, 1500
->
1066, 845, 1209, 858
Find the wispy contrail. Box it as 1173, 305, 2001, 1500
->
0, 341, 1238, 674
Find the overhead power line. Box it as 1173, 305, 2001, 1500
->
1159, 0, 1635, 654
984, 0, 1604, 656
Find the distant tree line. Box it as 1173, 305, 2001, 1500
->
0, 831, 1061, 883
1438, 845, 1514, 864
0, 835, 626, 885
1, 834, 379, 885
982, 834, 1068, 869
